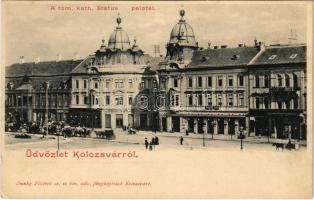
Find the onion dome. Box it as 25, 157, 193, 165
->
108, 15, 131, 50
169, 9, 197, 47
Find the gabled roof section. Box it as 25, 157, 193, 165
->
5, 59, 83, 77
189, 46, 260, 68
249, 44, 306, 65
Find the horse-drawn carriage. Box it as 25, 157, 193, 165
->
95, 129, 115, 140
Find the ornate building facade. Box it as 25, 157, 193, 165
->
68, 16, 161, 130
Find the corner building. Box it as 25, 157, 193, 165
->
157, 9, 260, 137
69, 16, 161, 130
248, 44, 306, 139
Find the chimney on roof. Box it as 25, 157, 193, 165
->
221, 45, 227, 48
73, 52, 79, 61
19, 56, 25, 64
56, 54, 62, 62
238, 44, 243, 47
214, 46, 219, 49
35, 56, 40, 64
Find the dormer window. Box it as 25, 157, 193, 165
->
268, 55, 277, 60
231, 55, 240, 60
289, 54, 298, 59
200, 56, 207, 62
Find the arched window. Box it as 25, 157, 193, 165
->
255, 75, 260, 88
285, 74, 290, 87
264, 75, 269, 88
278, 75, 282, 87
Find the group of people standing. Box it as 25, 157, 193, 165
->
144, 136, 159, 151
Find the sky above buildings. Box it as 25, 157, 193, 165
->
3, 1, 309, 65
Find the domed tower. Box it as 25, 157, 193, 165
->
166, 9, 198, 63
93, 15, 146, 66
107, 15, 131, 50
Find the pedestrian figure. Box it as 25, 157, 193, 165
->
149, 142, 153, 151
145, 137, 148, 149
180, 136, 184, 145
154, 136, 159, 145
185, 129, 189, 136
151, 137, 156, 150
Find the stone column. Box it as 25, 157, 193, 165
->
101, 110, 106, 130
167, 116, 172, 132
224, 118, 228, 135
235, 118, 239, 136
194, 118, 198, 134
214, 118, 218, 135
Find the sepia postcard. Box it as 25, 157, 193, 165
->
0, 1, 313, 198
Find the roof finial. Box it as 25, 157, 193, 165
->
102, 37, 105, 45
180, 5, 185, 19
116, 13, 121, 26
134, 36, 137, 44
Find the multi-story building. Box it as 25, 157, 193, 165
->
69, 16, 161, 130
157, 9, 261, 138
248, 44, 306, 140
5, 59, 82, 127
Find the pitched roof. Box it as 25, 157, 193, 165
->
249, 44, 306, 65
71, 54, 162, 74
5, 59, 83, 77
189, 46, 260, 68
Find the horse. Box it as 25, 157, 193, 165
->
272, 143, 284, 151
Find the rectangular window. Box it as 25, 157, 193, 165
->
115, 80, 124, 88
94, 81, 98, 89
83, 80, 87, 89
264, 97, 269, 109
128, 79, 133, 88
198, 76, 203, 87
116, 96, 123, 105
76, 80, 79, 89
76, 95, 79, 104
218, 76, 223, 87
256, 97, 261, 109
239, 94, 244, 106
207, 77, 212, 87
228, 76, 233, 87
218, 97, 222, 106
188, 95, 193, 106
105, 80, 110, 89
188, 77, 193, 88
84, 96, 88, 104
105, 114, 111, 128
228, 94, 233, 106
105, 95, 110, 105
207, 96, 212, 106
173, 78, 178, 88
128, 96, 133, 105
238, 75, 244, 86
198, 94, 203, 106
